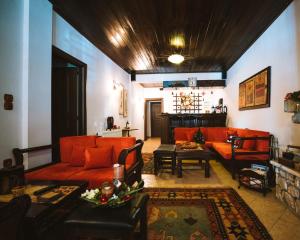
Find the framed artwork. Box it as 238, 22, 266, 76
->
119, 87, 124, 115
239, 82, 246, 108
245, 79, 254, 107
123, 89, 128, 117
239, 67, 271, 110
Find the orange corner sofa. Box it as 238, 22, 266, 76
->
13, 136, 144, 188
174, 127, 273, 178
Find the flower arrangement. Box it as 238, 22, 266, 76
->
81, 180, 144, 207
285, 91, 300, 102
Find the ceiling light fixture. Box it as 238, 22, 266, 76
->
168, 54, 184, 64
170, 35, 185, 48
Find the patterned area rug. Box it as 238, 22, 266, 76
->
145, 188, 272, 240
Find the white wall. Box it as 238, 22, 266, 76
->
0, 0, 26, 165
27, 0, 52, 168
225, 1, 300, 147
52, 12, 131, 136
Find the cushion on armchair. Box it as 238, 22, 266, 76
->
84, 146, 113, 169
70, 145, 87, 166
60, 136, 97, 163
96, 137, 136, 167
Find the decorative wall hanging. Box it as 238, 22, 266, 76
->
4, 94, 13, 110
239, 67, 271, 110
119, 87, 124, 115
173, 92, 203, 113
123, 89, 128, 117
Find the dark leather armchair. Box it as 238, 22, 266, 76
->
0, 194, 31, 240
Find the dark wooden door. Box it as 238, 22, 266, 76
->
52, 47, 87, 162
52, 67, 80, 139
151, 102, 162, 137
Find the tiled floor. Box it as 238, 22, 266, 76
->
142, 138, 300, 240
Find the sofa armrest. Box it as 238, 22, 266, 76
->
117, 139, 144, 180
13, 145, 53, 166
231, 135, 273, 159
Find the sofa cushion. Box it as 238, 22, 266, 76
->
235, 151, 269, 161
25, 163, 82, 181
84, 146, 113, 169
241, 135, 257, 150
212, 142, 269, 161
70, 145, 87, 166
212, 142, 232, 160
96, 137, 136, 166
67, 168, 114, 189
60, 136, 96, 163
174, 128, 198, 141
205, 127, 228, 142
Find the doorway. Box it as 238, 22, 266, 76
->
52, 46, 87, 161
144, 98, 163, 140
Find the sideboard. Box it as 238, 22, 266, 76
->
160, 113, 227, 144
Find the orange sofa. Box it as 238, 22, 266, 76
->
174, 127, 272, 178
13, 136, 144, 188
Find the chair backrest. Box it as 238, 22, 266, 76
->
0, 194, 31, 240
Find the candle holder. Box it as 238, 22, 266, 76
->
113, 164, 124, 181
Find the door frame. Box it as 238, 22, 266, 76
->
51, 46, 87, 143
144, 98, 163, 140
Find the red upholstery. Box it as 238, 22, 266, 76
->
60, 136, 96, 163
70, 145, 87, 166
96, 137, 136, 167
67, 168, 114, 188
26, 136, 138, 188
174, 127, 271, 162
26, 163, 82, 181
205, 127, 228, 142
84, 146, 113, 169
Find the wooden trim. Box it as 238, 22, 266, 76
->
144, 98, 163, 140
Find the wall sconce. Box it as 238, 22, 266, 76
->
113, 80, 122, 90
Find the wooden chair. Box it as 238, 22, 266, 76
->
0, 194, 31, 240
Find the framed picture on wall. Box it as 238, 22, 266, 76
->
239, 66, 271, 110
245, 79, 254, 107
239, 82, 246, 108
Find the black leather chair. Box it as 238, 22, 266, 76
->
0, 194, 31, 240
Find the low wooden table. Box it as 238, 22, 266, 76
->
64, 193, 149, 240
0, 180, 88, 240
153, 144, 176, 175
176, 144, 215, 178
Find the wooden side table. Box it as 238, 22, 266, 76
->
153, 144, 176, 175
64, 193, 149, 240
238, 169, 269, 196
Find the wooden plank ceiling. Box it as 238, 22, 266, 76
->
50, 0, 292, 74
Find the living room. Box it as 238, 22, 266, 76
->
0, 0, 300, 239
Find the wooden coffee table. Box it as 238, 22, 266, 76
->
176, 144, 215, 178
0, 180, 88, 240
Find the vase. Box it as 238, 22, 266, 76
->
284, 99, 297, 112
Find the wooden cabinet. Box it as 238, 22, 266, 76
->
160, 113, 227, 144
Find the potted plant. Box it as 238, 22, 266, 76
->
193, 128, 205, 144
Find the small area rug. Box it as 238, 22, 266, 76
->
144, 188, 272, 240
